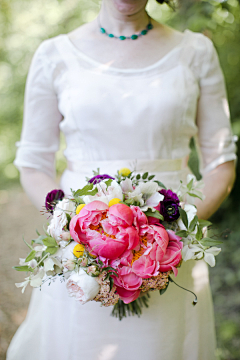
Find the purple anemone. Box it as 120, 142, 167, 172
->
89, 174, 115, 185
45, 189, 65, 214
159, 189, 180, 222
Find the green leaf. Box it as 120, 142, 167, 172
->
160, 281, 169, 295
196, 225, 202, 241
154, 180, 167, 189
105, 179, 113, 188
142, 172, 148, 180
25, 250, 36, 262
13, 265, 34, 272
136, 174, 141, 180
189, 215, 198, 233
175, 230, 189, 238
127, 172, 133, 178
42, 237, 58, 247
22, 236, 33, 250
187, 178, 194, 191
144, 210, 164, 221
74, 184, 94, 197
36, 229, 41, 236
109, 277, 114, 292
199, 238, 223, 247
187, 193, 203, 200
148, 175, 155, 180
179, 208, 188, 229
198, 219, 212, 228
46, 246, 58, 255
32, 235, 45, 245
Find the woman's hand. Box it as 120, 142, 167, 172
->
195, 160, 236, 220
19, 167, 60, 211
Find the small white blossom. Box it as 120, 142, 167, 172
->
84, 180, 123, 205
47, 199, 75, 241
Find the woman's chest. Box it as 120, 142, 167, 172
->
57, 64, 199, 139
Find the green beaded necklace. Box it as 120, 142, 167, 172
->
98, 17, 153, 41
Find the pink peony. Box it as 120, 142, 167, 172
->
140, 224, 169, 262
119, 249, 133, 266
114, 266, 142, 291
115, 286, 141, 304
70, 201, 108, 244
132, 255, 160, 278
130, 206, 148, 230
108, 204, 134, 227
87, 231, 128, 260
158, 230, 183, 276
116, 226, 139, 250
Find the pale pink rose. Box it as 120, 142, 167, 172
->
108, 204, 134, 227
140, 224, 169, 261
158, 230, 183, 276
70, 201, 108, 244
115, 286, 141, 304
88, 231, 128, 260
132, 255, 159, 278
130, 206, 148, 230
114, 266, 142, 291
119, 249, 133, 266
66, 269, 100, 304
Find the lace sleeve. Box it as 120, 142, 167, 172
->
14, 40, 62, 179
195, 35, 237, 174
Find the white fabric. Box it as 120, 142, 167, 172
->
8, 29, 237, 360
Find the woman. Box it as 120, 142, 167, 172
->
7, 0, 237, 359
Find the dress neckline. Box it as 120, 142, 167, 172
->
63, 29, 190, 74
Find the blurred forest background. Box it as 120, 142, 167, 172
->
0, 0, 240, 359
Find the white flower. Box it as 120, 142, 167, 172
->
120, 178, 133, 193
30, 268, 45, 287
35, 245, 47, 257
177, 174, 205, 203
62, 241, 76, 261
177, 204, 197, 231
19, 258, 37, 269
66, 269, 100, 304
47, 199, 75, 241
123, 181, 163, 211
15, 279, 30, 293
44, 257, 62, 275
182, 244, 221, 267
83, 180, 123, 205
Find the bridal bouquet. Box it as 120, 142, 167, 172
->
14, 168, 222, 320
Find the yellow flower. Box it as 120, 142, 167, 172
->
73, 244, 85, 258
118, 167, 131, 177
109, 198, 121, 207
76, 204, 86, 215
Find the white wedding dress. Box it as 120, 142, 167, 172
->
8, 30, 237, 360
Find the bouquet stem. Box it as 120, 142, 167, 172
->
111, 293, 150, 321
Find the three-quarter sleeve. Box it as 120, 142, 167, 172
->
196, 35, 237, 174
14, 40, 62, 179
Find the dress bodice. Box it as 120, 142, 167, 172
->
14, 30, 237, 179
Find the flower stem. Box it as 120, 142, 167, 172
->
169, 276, 198, 305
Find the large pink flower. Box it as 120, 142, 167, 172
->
115, 287, 141, 304
87, 231, 128, 260
108, 204, 134, 227
140, 224, 169, 262
114, 266, 142, 291
132, 256, 159, 279
130, 206, 148, 230
158, 230, 183, 276
70, 201, 108, 244
119, 249, 133, 266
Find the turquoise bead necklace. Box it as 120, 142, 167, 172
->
98, 16, 153, 41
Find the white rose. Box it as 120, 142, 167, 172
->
66, 269, 100, 304
62, 241, 76, 261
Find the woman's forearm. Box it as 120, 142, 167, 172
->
19, 167, 60, 211
195, 160, 236, 220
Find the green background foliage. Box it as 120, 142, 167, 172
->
0, 0, 240, 358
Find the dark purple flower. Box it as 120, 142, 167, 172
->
159, 189, 180, 222
89, 174, 115, 185
45, 189, 65, 214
